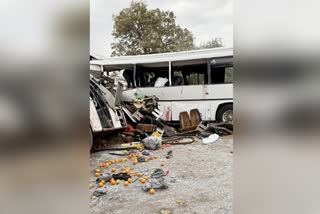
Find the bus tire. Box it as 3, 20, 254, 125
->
216, 104, 233, 123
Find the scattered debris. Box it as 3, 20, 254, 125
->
112, 172, 131, 181
96, 173, 112, 184
162, 137, 195, 145
202, 134, 220, 144
108, 151, 129, 156
137, 123, 157, 133
93, 185, 108, 197
142, 168, 169, 191
143, 136, 162, 150
166, 150, 173, 159
156, 208, 172, 214
142, 150, 150, 156
176, 199, 186, 205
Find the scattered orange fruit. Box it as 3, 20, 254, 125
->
154, 155, 158, 159
128, 178, 132, 183
110, 180, 116, 185
137, 172, 142, 177
143, 176, 148, 180
99, 163, 104, 167
126, 169, 131, 173
124, 181, 129, 186
133, 160, 138, 165
95, 172, 100, 177
100, 179, 106, 184
111, 168, 116, 173
145, 158, 149, 162
95, 169, 101, 173
98, 182, 104, 187
160, 162, 165, 166
116, 179, 121, 185
140, 178, 146, 183
149, 188, 156, 194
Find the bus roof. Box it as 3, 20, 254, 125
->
90, 47, 233, 71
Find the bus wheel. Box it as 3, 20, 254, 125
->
217, 104, 233, 123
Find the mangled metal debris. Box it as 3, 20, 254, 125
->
89, 67, 233, 152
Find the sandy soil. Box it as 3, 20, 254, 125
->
90, 135, 233, 214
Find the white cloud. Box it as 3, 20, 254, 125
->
90, 0, 233, 57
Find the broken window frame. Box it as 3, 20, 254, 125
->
109, 57, 233, 89
209, 57, 234, 84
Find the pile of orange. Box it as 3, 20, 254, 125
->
99, 157, 129, 168
98, 179, 106, 187
110, 178, 116, 185
139, 176, 148, 184
139, 178, 146, 183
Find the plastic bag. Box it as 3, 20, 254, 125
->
142, 136, 162, 150
202, 134, 219, 144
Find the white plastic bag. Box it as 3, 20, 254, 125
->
202, 134, 219, 144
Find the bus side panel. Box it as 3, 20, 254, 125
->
167, 100, 231, 121
121, 84, 233, 102
157, 102, 172, 121
121, 84, 233, 121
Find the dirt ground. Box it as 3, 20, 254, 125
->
89, 135, 233, 214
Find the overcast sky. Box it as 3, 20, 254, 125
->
90, 0, 233, 58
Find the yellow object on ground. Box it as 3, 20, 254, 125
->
149, 189, 156, 194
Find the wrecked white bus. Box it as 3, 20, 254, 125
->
90, 47, 233, 123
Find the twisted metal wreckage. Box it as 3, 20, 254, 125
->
89, 72, 233, 151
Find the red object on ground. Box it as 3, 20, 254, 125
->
125, 124, 134, 132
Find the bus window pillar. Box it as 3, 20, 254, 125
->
207, 59, 212, 84
169, 61, 172, 86
133, 64, 137, 87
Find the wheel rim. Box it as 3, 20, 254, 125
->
222, 110, 233, 122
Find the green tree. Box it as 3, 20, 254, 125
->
196, 38, 223, 49
111, 1, 194, 56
